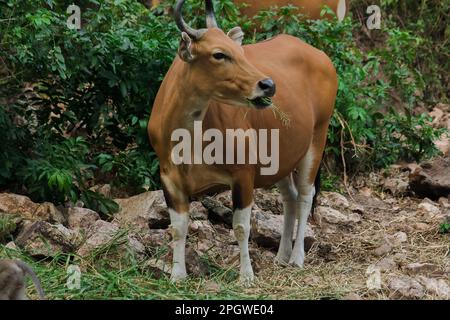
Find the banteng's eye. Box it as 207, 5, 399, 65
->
212, 52, 228, 60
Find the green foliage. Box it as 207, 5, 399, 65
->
1, 0, 176, 209
0, 0, 446, 208
0, 214, 17, 242
242, 4, 443, 170
440, 223, 450, 234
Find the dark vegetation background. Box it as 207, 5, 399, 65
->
0, 0, 448, 216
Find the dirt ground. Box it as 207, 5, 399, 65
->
187, 168, 450, 300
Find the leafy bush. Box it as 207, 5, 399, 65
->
0, 0, 446, 210
1, 0, 174, 210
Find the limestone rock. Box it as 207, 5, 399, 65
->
417, 276, 450, 298
76, 220, 120, 257
383, 178, 409, 196
388, 276, 425, 299
250, 208, 315, 251
190, 201, 208, 220
409, 157, 450, 199
201, 197, 233, 226
375, 257, 398, 272
67, 207, 100, 232
317, 192, 350, 209
404, 263, 439, 275
114, 190, 170, 231
0, 193, 65, 224
15, 221, 80, 257
315, 206, 360, 226
253, 189, 283, 215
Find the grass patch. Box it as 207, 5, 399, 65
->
0, 244, 262, 300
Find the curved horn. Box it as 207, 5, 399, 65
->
205, 0, 218, 28
174, 0, 204, 39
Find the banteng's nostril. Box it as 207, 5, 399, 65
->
258, 78, 276, 96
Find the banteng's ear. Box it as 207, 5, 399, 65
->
227, 26, 244, 46
178, 32, 195, 62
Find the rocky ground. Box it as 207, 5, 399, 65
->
0, 104, 448, 300
0, 161, 449, 299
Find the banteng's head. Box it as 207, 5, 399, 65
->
174, 0, 276, 109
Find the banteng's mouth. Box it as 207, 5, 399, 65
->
247, 96, 273, 109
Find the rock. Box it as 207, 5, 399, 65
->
342, 293, 362, 300
190, 201, 208, 220
317, 192, 349, 209
388, 276, 425, 299
359, 187, 373, 197
201, 197, 233, 226
5, 241, 17, 250
417, 276, 450, 298
404, 263, 439, 275
435, 135, 450, 156
76, 220, 119, 257
409, 157, 450, 199
127, 236, 146, 258
383, 178, 409, 196
253, 189, 283, 214
189, 220, 220, 254
366, 265, 381, 290
418, 200, 441, 217
375, 257, 398, 272
438, 197, 450, 209
67, 207, 100, 232
77, 220, 146, 260
139, 229, 170, 250
413, 222, 430, 231
203, 280, 221, 293
189, 220, 215, 240
214, 191, 233, 209
250, 208, 315, 250
388, 232, 408, 246
144, 258, 171, 279
0, 193, 65, 224
315, 206, 360, 226
372, 242, 393, 257
430, 106, 445, 126
16, 221, 80, 257
349, 203, 365, 214
114, 190, 170, 231
185, 246, 210, 276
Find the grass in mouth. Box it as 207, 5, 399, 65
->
246, 97, 291, 127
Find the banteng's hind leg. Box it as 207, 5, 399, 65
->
290, 125, 328, 267
275, 175, 298, 265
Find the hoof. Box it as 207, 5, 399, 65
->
274, 253, 290, 266
288, 258, 304, 268
238, 272, 255, 287
170, 270, 187, 282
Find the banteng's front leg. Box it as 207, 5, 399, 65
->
161, 176, 190, 282
231, 173, 255, 284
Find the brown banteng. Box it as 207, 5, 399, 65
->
234, 0, 348, 21
148, 0, 337, 283
150, 0, 348, 21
